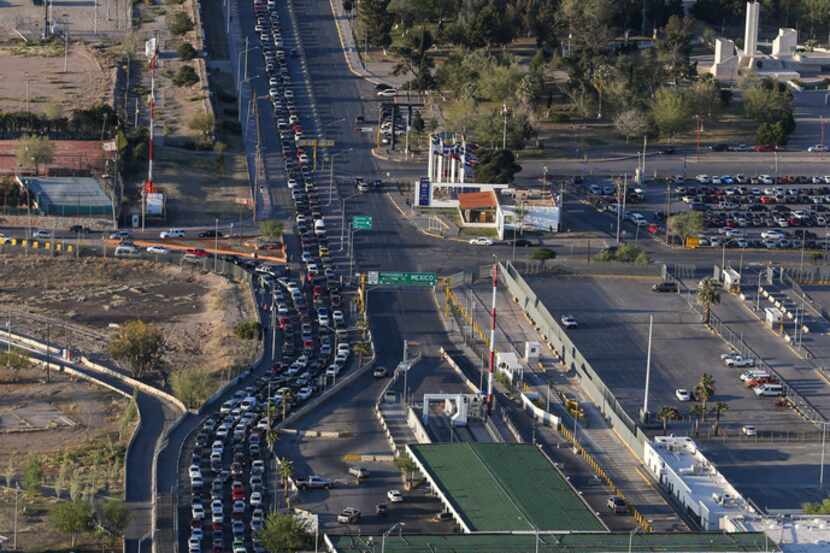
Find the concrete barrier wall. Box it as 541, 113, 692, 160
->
499, 261, 647, 459
407, 406, 432, 444
80, 356, 188, 414
520, 393, 560, 427
440, 347, 482, 394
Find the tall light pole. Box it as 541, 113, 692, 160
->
821, 422, 827, 487
628, 527, 641, 553
381, 523, 405, 553
501, 103, 509, 150
213, 218, 219, 272
13, 483, 20, 550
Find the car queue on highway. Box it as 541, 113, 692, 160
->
178, 0, 367, 549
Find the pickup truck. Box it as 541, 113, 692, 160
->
297, 475, 332, 490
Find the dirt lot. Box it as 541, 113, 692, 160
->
0, 254, 259, 386
0, 362, 133, 552
0, 41, 111, 115
0, 0, 131, 38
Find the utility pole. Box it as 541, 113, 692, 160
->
641, 315, 653, 423
501, 103, 509, 150
665, 180, 671, 245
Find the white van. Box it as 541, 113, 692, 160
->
114, 245, 139, 257
314, 219, 326, 236
754, 383, 784, 397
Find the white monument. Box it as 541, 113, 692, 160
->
708, 1, 803, 81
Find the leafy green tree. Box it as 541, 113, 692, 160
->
803, 0, 830, 39
392, 26, 435, 91
695, 372, 716, 422
170, 367, 214, 409
651, 87, 692, 140
260, 511, 312, 553
174, 65, 200, 87
657, 406, 681, 433
50, 500, 93, 546
530, 248, 557, 269
234, 320, 262, 340
689, 78, 723, 121
168, 12, 194, 35
668, 211, 703, 243
756, 121, 788, 146
97, 498, 130, 540
23, 455, 43, 494
108, 320, 168, 381
557, 0, 615, 54
177, 42, 198, 60
656, 15, 694, 83
16, 135, 55, 175
259, 220, 284, 240
357, 0, 392, 48
803, 498, 830, 514
697, 279, 721, 326
475, 149, 522, 184
465, 2, 515, 48
394, 455, 418, 486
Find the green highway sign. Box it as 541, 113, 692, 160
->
367, 271, 437, 287
352, 215, 373, 230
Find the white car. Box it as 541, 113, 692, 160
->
561, 315, 579, 329
761, 230, 785, 241
332, 310, 344, 325
146, 245, 170, 255
741, 424, 757, 436
192, 503, 206, 519
725, 355, 755, 368
160, 228, 185, 239
32, 229, 52, 238
387, 489, 403, 503
250, 491, 263, 507
251, 460, 265, 475
377, 88, 398, 97
675, 388, 692, 402
189, 464, 202, 479
808, 144, 829, 152
296, 386, 313, 401
469, 236, 493, 246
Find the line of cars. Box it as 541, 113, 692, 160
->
187, 390, 273, 553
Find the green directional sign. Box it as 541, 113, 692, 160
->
352, 215, 373, 230
367, 271, 437, 287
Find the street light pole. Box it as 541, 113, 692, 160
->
821, 422, 827, 487
214, 218, 219, 272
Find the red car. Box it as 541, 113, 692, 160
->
186, 248, 208, 257
231, 482, 246, 501
754, 144, 778, 152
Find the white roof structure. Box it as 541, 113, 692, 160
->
724, 514, 830, 552
644, 436, 756, 530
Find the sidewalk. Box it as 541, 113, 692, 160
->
463, 280, 689, 532
384, 184, 463, 239
326, 0, 410, 88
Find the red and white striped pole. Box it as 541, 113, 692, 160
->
488, 262, 497, 412
143, 49, 157, 230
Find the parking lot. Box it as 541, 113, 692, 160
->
579, 173, 830, 252
525, 274, 814, 435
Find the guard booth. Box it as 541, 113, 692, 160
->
722, 268, 741, 293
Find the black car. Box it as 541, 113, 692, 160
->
652, 281, 678, 293
374, 83, 393, 92
199, 230, 224, 238
514, 239, 534, 247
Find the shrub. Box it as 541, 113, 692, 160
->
172, 65, 199, 87
168, 12, 194, 36
234, 320, 261, 340
177, 42, 198, 60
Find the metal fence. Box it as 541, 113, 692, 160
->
499, 261, 648, 456
512, 259, 664, 278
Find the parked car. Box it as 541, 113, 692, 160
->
607, 496, 627, 513
560, 315, 579, 329
387, 490, 403, 503
652, 281, 678, 293
675, 388, 692, 402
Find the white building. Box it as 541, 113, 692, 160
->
644, 436, 757, 530
724, 514, 830, 552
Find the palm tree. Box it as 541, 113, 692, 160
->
694, 373, 716, 423
281, 390, 294, 422
689, 404, 705, 436
656, 406, 681, 434
712, 402, 729, 436
277, 458, 294, 511
697, 278, 721, 326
